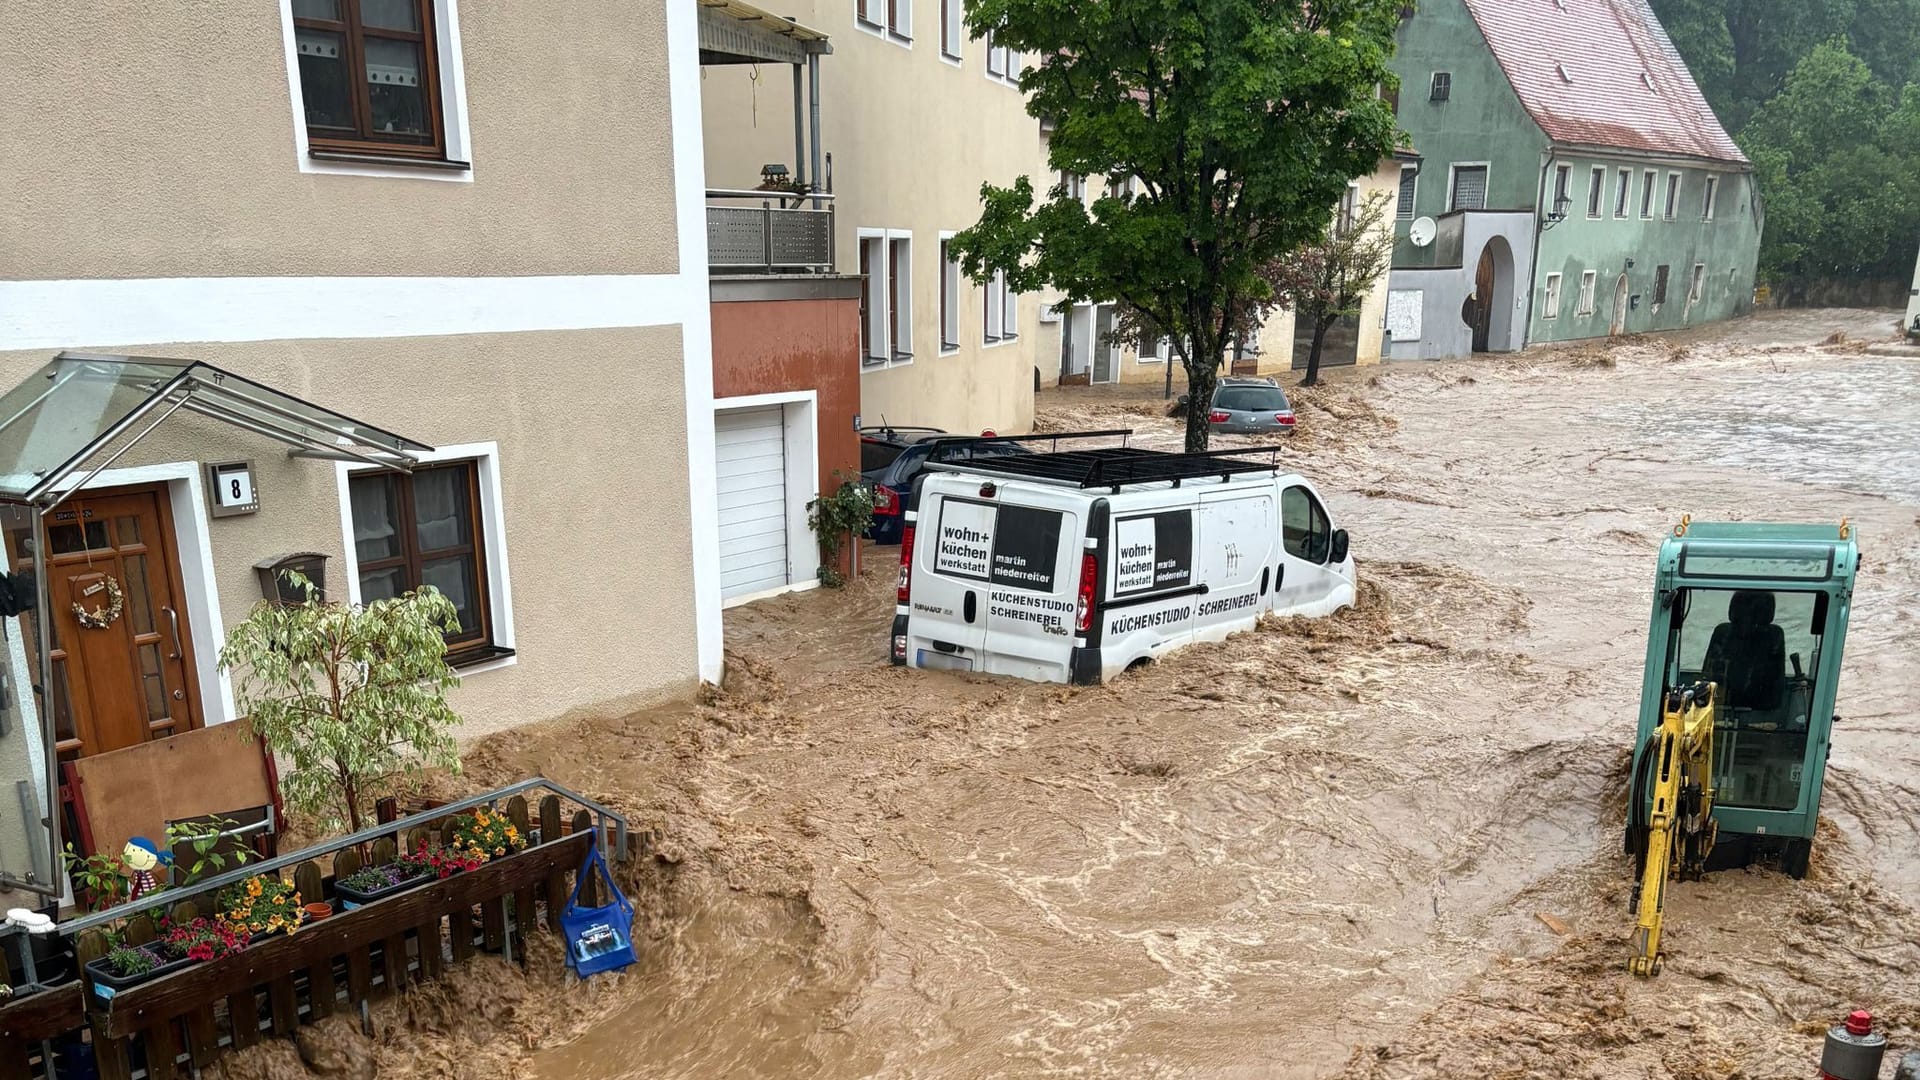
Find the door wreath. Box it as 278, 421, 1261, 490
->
73, 576, 124, 630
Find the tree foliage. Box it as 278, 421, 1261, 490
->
949, 0, 1403, 449
1270, 190, 1395, 387
1651, 0, 1920, 286
221, 576, 463, 837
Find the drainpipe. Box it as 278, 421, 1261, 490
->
1523, 147, 1554, 348
808, 49, 825, 211
791, 63, 807, 192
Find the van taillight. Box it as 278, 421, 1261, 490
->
898, 525, 916, 603
1075, 553, 1097, 633
1275, 411, 1296, 426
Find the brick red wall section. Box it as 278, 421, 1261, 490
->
711, 295, 862, 578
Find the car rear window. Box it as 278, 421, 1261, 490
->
1215, 386, 1290, 412
862, 440, 907, 473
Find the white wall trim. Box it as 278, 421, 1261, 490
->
277, 0, 476, 182
46, 462, 236, 727
0, 275, 689, 351
1444, 160, 1491, 213
333, 442, 518, 678
716, 390, 820, 605
668, 0, 724, 684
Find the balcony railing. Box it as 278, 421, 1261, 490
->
706, 189, 835, 273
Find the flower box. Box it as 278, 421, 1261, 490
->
333, 867, 434, 911
83, 946, 192, 1001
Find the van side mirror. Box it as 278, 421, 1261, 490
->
1329, 529, 1350, 564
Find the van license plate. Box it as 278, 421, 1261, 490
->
917, 649, 974, 672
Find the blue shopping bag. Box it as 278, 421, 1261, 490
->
561, 844, 637, 977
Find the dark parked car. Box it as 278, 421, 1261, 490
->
860, 427, 1031, 544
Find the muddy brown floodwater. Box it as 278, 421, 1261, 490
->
261, 310, 1919, 1080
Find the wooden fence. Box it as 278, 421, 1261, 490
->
6, 794, 610, 1080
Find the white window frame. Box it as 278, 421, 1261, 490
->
1702, 175, 1719, 221
1587, 166, 1605, 218
985, 31, 1020, 84
1663, 171, 1682, 221
1397, 163, 1418, 219
1001, 274, 1018, 340
938, 231, 961, 355
1640, 168, 1657, 219
940, 0, 962, 62
859, 228, 914, 371
1575, 270, 1597, 316
1688, 262, 1706, 305
856, 0, 912, 46
278, 0, 475, 182
983, 270, 1015, 347
1446, 161, 1490, 213
1615, 167, 1631, 218
334, 441, 517, 677
1060, 171, 1087, 201
890, 234, 914, 361
1543, 273, 1563, 319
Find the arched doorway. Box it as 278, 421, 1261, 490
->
1466, 236, 1516, 352
1610, 273, 1630, 336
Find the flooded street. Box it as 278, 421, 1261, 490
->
360, 310, 1918, 1079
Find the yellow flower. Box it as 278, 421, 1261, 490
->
246, 879, 262, 898
494, 847, 505, 857
269, 915, 283, 929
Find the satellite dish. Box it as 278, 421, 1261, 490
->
1409, 216, 1438, 247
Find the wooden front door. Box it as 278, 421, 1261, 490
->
1469, 246, 1496, 352
7, 487, 202, 761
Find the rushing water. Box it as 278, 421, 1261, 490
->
509, 314, 1920, 1080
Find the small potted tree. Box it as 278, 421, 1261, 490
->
219, 573, 463, 839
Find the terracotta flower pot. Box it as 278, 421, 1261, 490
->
303, 902, 333, 921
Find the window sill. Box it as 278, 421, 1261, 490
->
449, 645, 516, 671
891, 351, 915, 363
308, 149, 472, 172
940, 341, 960, 354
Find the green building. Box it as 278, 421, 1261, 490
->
1381, 0, 1762, 360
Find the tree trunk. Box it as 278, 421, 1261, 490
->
1182, 354, 1219, 452
1301, 318, 1331, 388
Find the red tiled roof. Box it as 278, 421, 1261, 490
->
1460, 0, 1748, 165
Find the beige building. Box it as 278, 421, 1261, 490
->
699, 0, 1047, 435
1061, 158, 1410, 387
0, 0, 731, 883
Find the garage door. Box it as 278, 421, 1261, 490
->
716, 406, 790, 599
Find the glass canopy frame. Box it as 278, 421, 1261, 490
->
0, 353, 433, 897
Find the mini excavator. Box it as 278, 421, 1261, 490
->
1624, 517, 1860, 976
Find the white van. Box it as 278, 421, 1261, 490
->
888, 446, 1356, 684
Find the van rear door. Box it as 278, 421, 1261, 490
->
978, 494, 1083, 682
906, 486, 991, 669
1192, 489, 1277, 641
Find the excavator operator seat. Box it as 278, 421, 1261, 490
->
1703, 589, 1786, 711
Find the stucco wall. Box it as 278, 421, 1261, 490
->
1388, 0, 1546, 269
0, 327, 699, 741
1386, 211, 1537, 360
699, 0, 1045, 435
0, 2, 680, 279
710, 291, 862, 576
1528, 161, 1762, 342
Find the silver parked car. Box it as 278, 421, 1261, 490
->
1206, 377, 1297, 435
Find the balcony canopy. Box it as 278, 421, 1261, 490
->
698, 0, 830, 65
0, 352, 432, 505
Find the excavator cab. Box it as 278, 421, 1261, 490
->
1629, 520, 1859, 879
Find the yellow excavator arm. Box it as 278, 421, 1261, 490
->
1628, 682, 1718, 977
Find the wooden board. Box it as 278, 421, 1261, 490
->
68, 720, 276, 857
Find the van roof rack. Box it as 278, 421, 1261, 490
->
925, 444, 1287, 491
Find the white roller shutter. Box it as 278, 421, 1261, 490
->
715, 406, 790, 599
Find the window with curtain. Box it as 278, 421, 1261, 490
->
349, 461, 494, 661
293, 0, 444, 158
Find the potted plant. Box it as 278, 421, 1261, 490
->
333, 853, 435, 910
219, 874, 305, 940
161, 918, 245, 963
450, 808, 526, 864
84, 943, 190, 1001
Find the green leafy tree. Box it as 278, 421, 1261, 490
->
950, 0, 1402, 450
1270, 190, 1395, 387
220, 576, 463, 836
